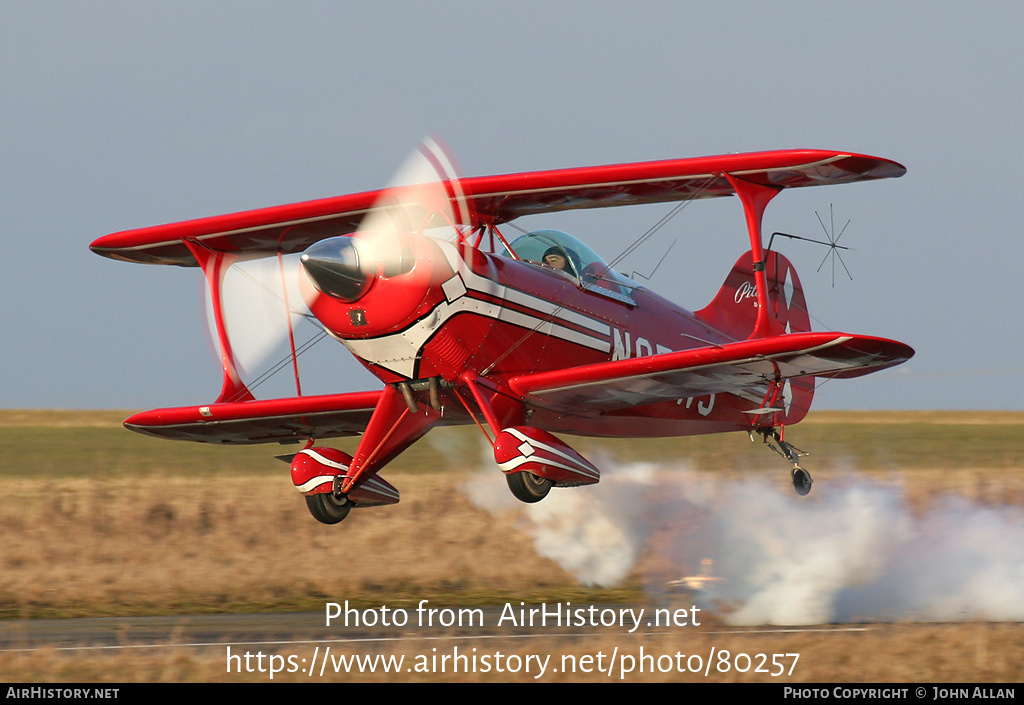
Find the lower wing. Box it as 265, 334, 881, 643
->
123, 390, 383, 444
508, 332, 913, 411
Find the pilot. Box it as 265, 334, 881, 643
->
542, 246, 578, 278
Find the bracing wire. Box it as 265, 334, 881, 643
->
481, 175, 718, 375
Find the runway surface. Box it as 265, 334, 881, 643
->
0, 610, 870, 654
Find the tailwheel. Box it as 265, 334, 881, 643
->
791, 466, 813, 496
506, 471, 552, 503
305, 492, 352, 524
754, 427, 813, 496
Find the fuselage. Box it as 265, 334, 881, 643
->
299, 231, 810, 439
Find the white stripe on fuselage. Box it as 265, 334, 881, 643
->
342, 242, 613, 378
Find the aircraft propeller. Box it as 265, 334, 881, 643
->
206, 138, 472, 399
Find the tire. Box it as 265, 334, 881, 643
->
791, 467, 812, 496
305, 492, 352, 524
506, 472, 552, 503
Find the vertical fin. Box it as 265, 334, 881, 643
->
695, 249, 811, 339
696, 248, 814, 426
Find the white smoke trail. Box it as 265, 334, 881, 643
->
466, 461, 1024, 625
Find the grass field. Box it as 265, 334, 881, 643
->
0, 410, 1021, 682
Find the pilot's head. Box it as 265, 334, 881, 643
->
543, 247, 568, 270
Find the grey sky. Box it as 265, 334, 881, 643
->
2, 2, 1021, 410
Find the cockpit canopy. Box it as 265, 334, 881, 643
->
503, 229, 636, 301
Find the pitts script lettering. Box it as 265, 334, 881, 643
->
734, 280, 757, 305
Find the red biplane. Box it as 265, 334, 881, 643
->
91, 145, 913, 524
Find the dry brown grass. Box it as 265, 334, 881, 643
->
2, 411, 1023, 618
1, 624, 1020, 682
0, 410, 130, 427
0, 472, 586, 619
802, 410, 1024, 425
0, 411, 1022, 682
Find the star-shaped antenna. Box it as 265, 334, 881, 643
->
814, 204, 853, 287
769, 204, 855, 288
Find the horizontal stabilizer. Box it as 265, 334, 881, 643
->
743, 406, 786, 415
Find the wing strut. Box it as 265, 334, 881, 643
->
724, 174, 781, 339
183, 240, 255, 403
276, 250, 303, 396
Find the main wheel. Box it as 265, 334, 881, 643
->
305, 492, 352, 524
791, 467, 812, 496
506, 472, 552, 503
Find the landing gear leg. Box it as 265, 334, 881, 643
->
754, 428, 812, 496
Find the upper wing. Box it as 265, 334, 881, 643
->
508, 332, 914, 411
462, 149, 903, 224
123, 390, 383, 444
91, 149, 905, 266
